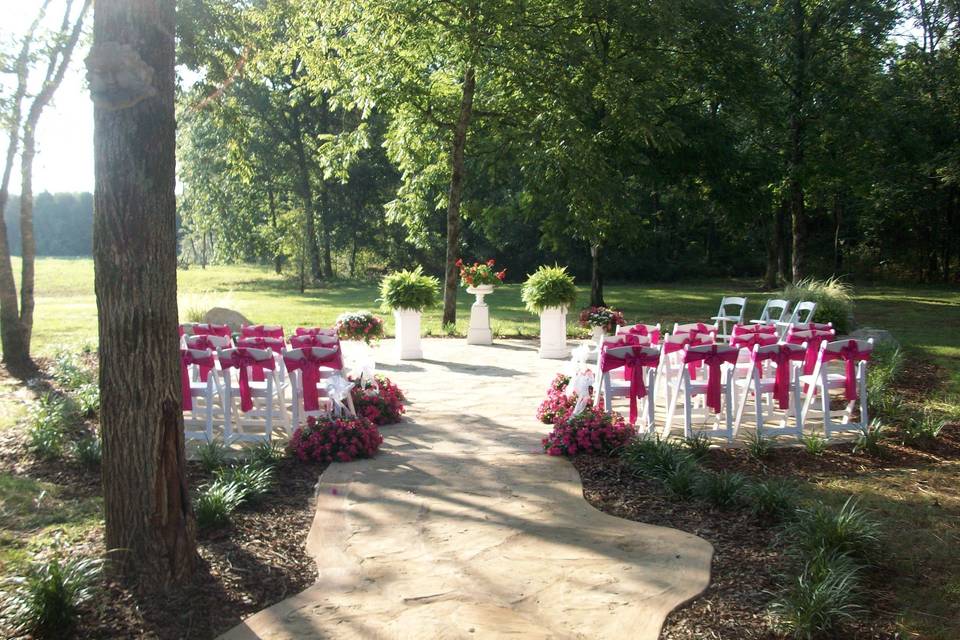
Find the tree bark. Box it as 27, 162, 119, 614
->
776, 198, 789, 283
88, 0, 197, 585
589, 243, 605, 306
763, 209, 779, 289
290, 113, 322, 282
832, 191, 843, 274
788, 0, 807, 284
319, 187, 333, 278
442, 66, 476, 326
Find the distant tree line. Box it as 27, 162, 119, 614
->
2, 192, 93, 256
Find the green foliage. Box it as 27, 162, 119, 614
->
782, 278, 854, 334
694, 471, 747, 510
682, 433, 711, 460
853, 419, 887, 457
50, 348, 99, 415
769, 550, 864, 640
72, 434, 101, 468
521, 266, 578, 314
379, 267, 440, 312
659, 459, 702, 500
26, 395, 72, 461
247, 441, 286, 469
216, 463, 275, 504
787, 498, 880, 561
746, 431, 772, 459
801, 433, 827, 456
196, 439, 228, 473
899, 411, 945, 449
866, 343, 904, 415
620, 436, 693, 479
0, 554, 102, 638
747, 478, 797, 522
193, 479, 245, 530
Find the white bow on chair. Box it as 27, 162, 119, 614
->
568, 370, 595, 415
564, 343, 592, 377
347, 350, 378, 388
325, 373, 356, 416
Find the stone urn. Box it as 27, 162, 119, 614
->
539, 306, 569, 359
466, 284, 494, 345
393, 309, 423, 360
591, 326, 605, 342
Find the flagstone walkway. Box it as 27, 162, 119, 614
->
220, 339, 712, 640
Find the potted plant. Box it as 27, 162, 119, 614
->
521, 265, 578, 358
380, 267, 440, 359
457, 258, 506, 345
579, 306, 626, 341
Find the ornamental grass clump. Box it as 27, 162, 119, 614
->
26, 394, 72, 461
196, 438, 228, 473
695, 470, 748, 510
621, 436, 693, 478
379, 267, 440, 312
521, 265, 577, 314
782, 277, 854, 334
350, 375, 406, 425
542, 405, 636, 457
747, 478, 797, 523
289, 415, 383, 463
194, 479, 245, 530
73, 433, 101, 468
216, 463, 275, 504
786, 498, 880, 561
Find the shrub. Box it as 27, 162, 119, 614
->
350, 375, 406, 425
193, 479, 245, 530
216, 463, 274, 503
379, 267, 440, 312
196, 438, 228, 473
683, 433, 711, 460
787, 498, 880, 561
521, 265, 577, 314
335, 311, 385, 344
542, 405, 636, 457
899, 411, 945, 448
660, 458, 702, 500
746, 431, 772, 459
695, 471, 747, 510
782, 277, 854, 334
247, 441, 287, 469
50, 348, 99, 416
747, 478, 797, 522
456, 258, 506, 287
26, 395, 71, 460
73, 434, 101, 468
769, 550, 864, 640
801, 433, 827, 456
0, 554, 102, 638
578, 306, 626, 333
866, 343, 903, 415
853, 419, 887, 456
289, 415, 383, 463
621, 436, 693, 478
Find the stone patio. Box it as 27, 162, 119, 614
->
220, 339, 713, 640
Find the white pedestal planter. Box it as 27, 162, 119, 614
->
591, 326, 605, 342
466, 285, 494, 345
393, 309, 423, 360
539, 306, 569, 359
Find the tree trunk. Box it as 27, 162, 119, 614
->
832, 192, 843, 274
589, 243, 605, 306
88, 0, 197, 585
268, 186, 283, 274
319, 187, 333, 278
776, 198, 789, 283
763, 210, 778, 289
441, 66, 476, 326
18, 128, 37, 347
291, 114, 322, 282
788, 0, 807, 284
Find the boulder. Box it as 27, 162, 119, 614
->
851, 327, 899, 348
204, 307, 251, 332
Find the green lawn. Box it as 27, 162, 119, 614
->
15, 257, 960, 390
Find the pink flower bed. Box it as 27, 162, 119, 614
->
289, 415, 383, 463
535, 373, 595, 424
542, 405, 637, 457
350, 375, 406, 425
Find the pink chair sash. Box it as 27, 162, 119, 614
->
599, 346, 660, 424
732, 323, 776, 337
237, 337, 286, 381
675, 323, 716, 340
241, 324, 285, 339
732, 332, 778, 350
185, 335, 223, 381
180, 350, 215, 411
295, 326, 338, 337
684, 346, 739, 414
751, 345, 805, 410
786, 330, 835, 374
283, 349, 343, 412
193, 323, 232, 338
821, 342, 871, 402
220, 349, 274, 412
623, 324, 660, 344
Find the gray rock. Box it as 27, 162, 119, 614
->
204, 307, 251, 332
851, 327, 898, 348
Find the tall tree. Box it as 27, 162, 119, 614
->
87, 0, 197, 583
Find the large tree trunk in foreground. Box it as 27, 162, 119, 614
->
88, 0, 197, 585
442, 66, 476, 326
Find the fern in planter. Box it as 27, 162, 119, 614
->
380, 267, 440, 312
521, 265, 577, 314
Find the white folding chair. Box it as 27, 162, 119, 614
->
751, 299, 790, 326
616, 323, 661, 344
733, 342, 807, 439
283, 346, 356, 432
777, 301, 817, 336
663, 343, 739, 442
800, 338, 874, 439
218, 347, 282, 444
180, 348, 226, 442
594, 343, 660, 432
711, 296, 747, 342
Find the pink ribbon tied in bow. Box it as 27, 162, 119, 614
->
786, 330, 835, 375
821, 341, 872, 402
683, 345, 739, 414
752, 345, 805, 410
599, 345, 660, 424
732, 332, 778, 351
180, 349, 215, 411
185, 335, 223, 381
220, 348, 275, 412
624, 324, 660, 345
237, 337, 286, 382
283, 348, 343, 412
241, 324, 285, 339
732, 323, 776, 338
295, 326, 338, 337
193, 323, 232, 338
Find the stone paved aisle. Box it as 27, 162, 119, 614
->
221, 339, 712, 640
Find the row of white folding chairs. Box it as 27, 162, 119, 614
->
593, 336, 874, 442
714, 296, 819, 340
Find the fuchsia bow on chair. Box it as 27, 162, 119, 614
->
288, 337, 345, 368
237, 337, 286, 381
624, 324, 660, 344
241, 324, 285, 339
599, 345, 660, 424
786, 330, 835, 375
295, 326, 337, 337
732, 332, 778, 350
185, 335, 221, 381
684, 346, 739, 414
220, 349, 274, 412
821, 342, 872, 402
733, 323, 776, 337
193, 323, 232, 338
752, 345, 806, 410
283, 348, 343, 412
180, 350, 215, 411
675, 323, 715, 340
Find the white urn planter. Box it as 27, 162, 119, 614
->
539, 306, 569, 359
393, 309, 423, 360
591, 326, 605, 342
466, 284, 494, 345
